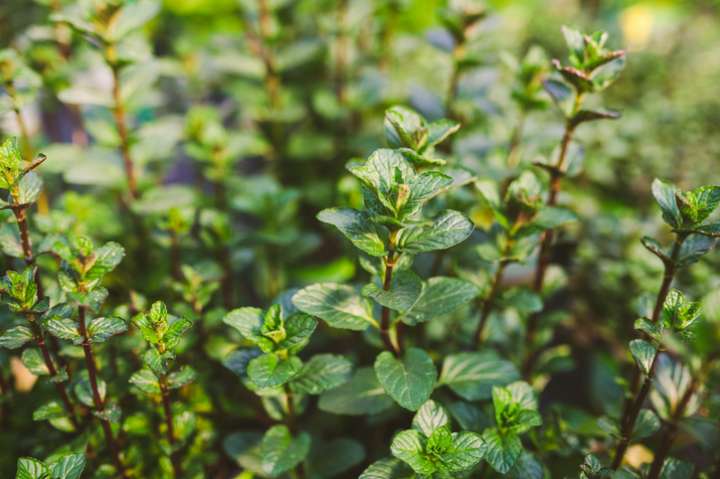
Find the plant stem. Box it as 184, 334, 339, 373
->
77, 305, 128, 478
522, 97, 581, 374
611, 236, 684, 470
10, 201, 78, 426
160, 375, 182, 478
109, 62, 138, 199
506, 113, 525, 166
473, 260, 507, 347
380, 251, 401, 356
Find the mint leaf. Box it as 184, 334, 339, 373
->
374, 347, 437, 411
318, 368, 393, 416
440, 351, 520, 401
293, 283, 377, 330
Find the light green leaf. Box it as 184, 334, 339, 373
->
359, 458, 414, 479
652, 179, 682, 228
443, 431, 484, 473
362, 270, 423, 312
259, 425, 311, 478
374, 347, 437, 411
106, 0, 160, 41
318, 208, 387, 257
629, 339, 656, 376
396, 210, 473, 254
15, 457, 49, 479
293, 283, 377, 330
480, 428, 523, 474
440, 351, 520, 401
21, 348, 50, 376
87, 317, 127, 343
223, 307, 266, 343
390, 430, 434, 475
168, 365, 197, 389
46, 318, 81, 343
508, 451, 543, 479
633, 409, 661, 440
318, 368, 393, 416
290, 354, 352, 395
130, 369, 160, 396
48, 454, 86, 479
0, 325, 34, 349
400, 277, 480, 325
384, 106, 428, 151
247, 353, 302, 388
412, 400, 449, 437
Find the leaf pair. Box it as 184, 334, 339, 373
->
389, 400, 483, 477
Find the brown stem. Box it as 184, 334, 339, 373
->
521, 122, 577, 374
611, 237, 685, 470
78, 306, 128, 478
160, 377, 182, 478
110, 63, 138, 199
380, 251, 400, 356
11, 203, 78, 425
473, 261, 507, 347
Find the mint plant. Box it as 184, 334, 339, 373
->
2, 4, 720, 478
611, 180, 720, 471
524, 26, 626, 369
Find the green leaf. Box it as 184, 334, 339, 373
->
677, 234, 716, 267
390, 430, 434, 475
15, 457, 49, 479
678, 185, 720, 226
632, 409, 660, 440
427, 119, 460, 148
293, 283, 377, 331
491, 382, 542, 433
223, 307, 268, 346
570, 109, 620, 127
443, 431, 484, 473
395, 210, 474, 253
347, 149, 414, 213
259, 425, 311, 478
440, 351, 520, 401
168, 365, 197, 389
290, 354, 352, 395
362, 270, 423, 312
0, 325, 34, 349
223, 431, 264, 475
652, 179, 682, 229
516, 206, 576, 238
281, 313, 317, 354
307, 438, 366, 478
659, 458, 694, 479
21, 348, 50, 376
247, 353, 302, 388
87, 242, 125, 280
480, 428, 523, 474
17, 173, 43, 205
318, 208, 387, 257
48, 454, 86, 479
318, 367, 393, 416
401, 277, 479, 325
412, 400, 449, 437
33, 401, 66, 421
129, 368, 161, 395
629, 339, 656, 375
398, 171, 453, 219
359, 458, 414, 479
641, 236, 668, 261
508, 451, 543, 479
374, 347, 437, 411
87, 317, 127, 343
45, 319, 81, 343
384, 106, 428, 151
106, 0, 161, 41
74, 376, 105, 407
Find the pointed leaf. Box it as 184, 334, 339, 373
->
374, 347, 437, 411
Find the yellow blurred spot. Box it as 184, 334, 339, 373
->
625, 444, 654, 468
11, 356, 37, 392
621, 4, 654, 50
